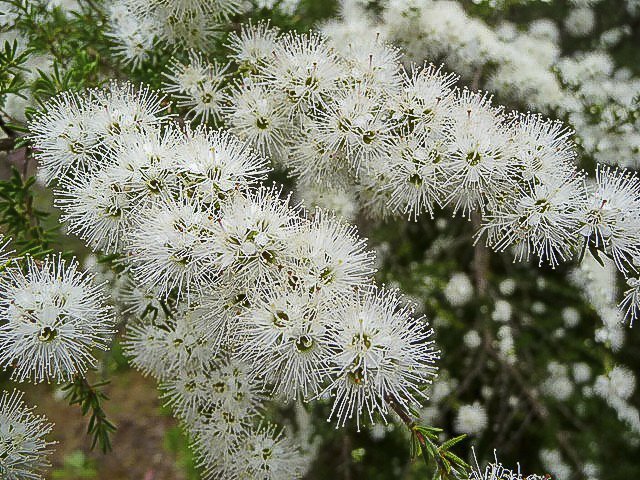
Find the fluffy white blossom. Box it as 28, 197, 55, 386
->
0, 256, 114, 383
324, 287, 438, 429
164, 52, 230, 123
454, 402, 487, 435
234, 284, 331, 400
125, 194, 219, 298
0, 390, 54, 480
226, 21, 279, 68
444, 272, 474, 306
564, 7, 596, 37
580, 167, 640, 274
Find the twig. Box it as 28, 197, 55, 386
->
471, 212, 489, 297
340, 432, 352, 480
0, 138, 15, 151
0, 116, 17, 139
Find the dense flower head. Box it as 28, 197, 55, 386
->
579, 166, 640, 274
161, 358, 263, 425
29, 82, 170, 186
0, 390, 54, 480
291, 210, 376, 295
481, 173, 587, 267
176, 127, 270, 203
106, 0, 243, 63
0, 255, 115, 383
235, 283, 331, 400
125, 194, 220, 298
216, 23, 640, 315
29, 81, 444, 436
324, 287, 439, 429
163, 51, 230, 123
10, 4, 640, 477
191, 421, 306, 480
263, 31, 345, 114
226, 21, 280, 69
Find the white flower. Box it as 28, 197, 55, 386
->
498, 278, 516, 296
123, 306, 217, 380
236, 424, 306, 480
471, 451, 546, 480
225, 78, 291, 159
264, 31, 344, 114
564, 7, 596, 37
209, 187, 299, 285
296, 182, 358, 222
338, 33, 402, 92
562, 307, 580, 327
176, 127, 270, 203
29, 91, 99, 185
442, 90, 514, 216
580, 166, 640, 274
151, 0, 241, 20
595, 365, 636, 401
511, 114, 576, 183
0, 390, 54, 480
314, 86, 394, 171
391, 63, 457, 142
620, 277, 640, 325
491, 300, 512, 322
542, 363, 574, 401
162, 358, 263, 425
324, 287, 438, 429
88, 82, 170, 148
164, 52, 230, 123
444, 272, 473, 306
106, 1, 157, 67
125, 194, 219, 298
226, 21, 280, 68
378, 133, 446, 220
463, 330, 482, 348
56, 162, 137, 253
572, 362, 592, 383
292, 210, 376, 296
55, 127, 183, 253
191, 422, 305, 480
482, 173, 587, 267
454, 402, 487, 434
0, 256, 114, 383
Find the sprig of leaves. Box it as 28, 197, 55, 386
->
62, 375, 117, 454
0, 39, 33, 97
410, 425, 471, 480
0, 166, 58, 258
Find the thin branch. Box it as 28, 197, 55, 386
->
0, 137, 15, 151
0, 116, 17, 139
471, 212, 489, 297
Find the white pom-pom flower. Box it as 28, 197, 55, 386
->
0, 256, 114, 383
324, 287, 439, 429
0, 390, 55, 480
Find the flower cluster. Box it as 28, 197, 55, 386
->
28, 82, 439, 476
323, 0, 640, 167
0, 255, 115, 383
0, 389, 54, 480
106, 0, 244, 66
186, 23, 640, 324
